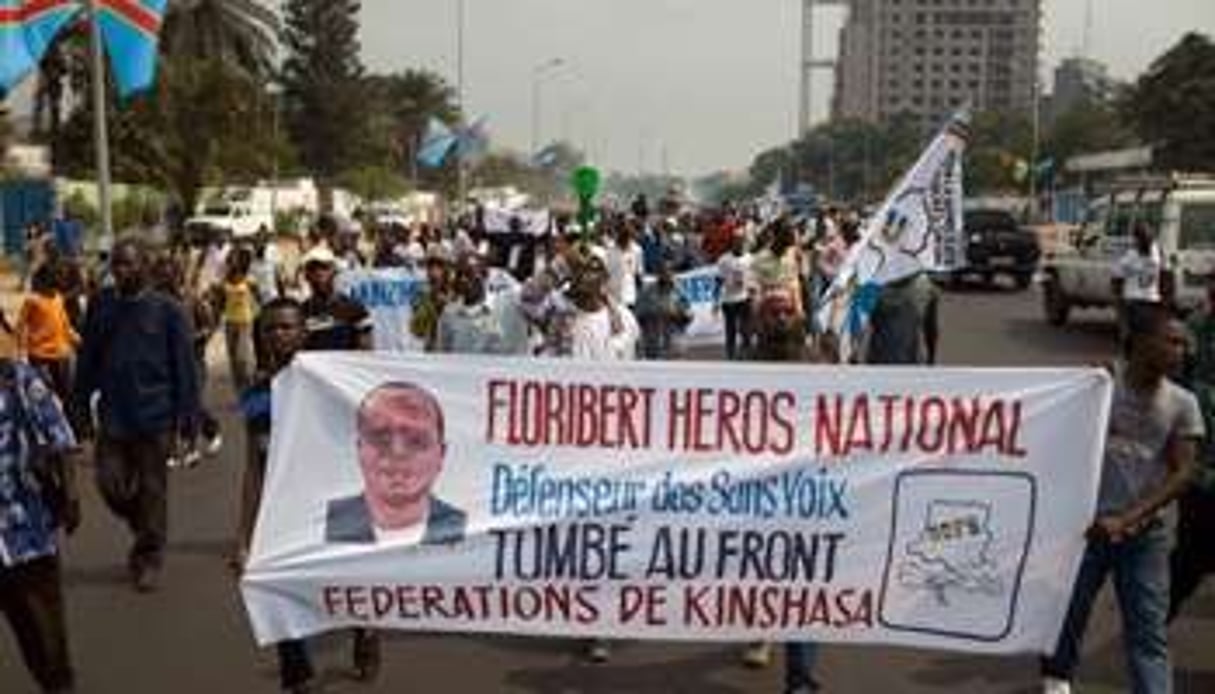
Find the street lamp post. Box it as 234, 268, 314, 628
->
267, 82, 282, 229
530, 58, 565, 157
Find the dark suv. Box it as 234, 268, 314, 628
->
947, 209, 1041, 289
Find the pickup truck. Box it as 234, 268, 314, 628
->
945, 208, 1041, 289
1040, 175, 1215, 326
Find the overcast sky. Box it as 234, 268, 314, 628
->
359, 0, 1213, 176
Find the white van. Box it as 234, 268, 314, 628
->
184, 199, 274, 239
1041, 174, 1215, 325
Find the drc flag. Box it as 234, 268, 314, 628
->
96, 0, 166, 97
0, 1, 84, 96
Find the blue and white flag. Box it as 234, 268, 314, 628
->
816, 109, 970, 361
96, 0, 167, 97
0, 1, 84, 95
456, 115, 490, 165
417, 116, 457, 168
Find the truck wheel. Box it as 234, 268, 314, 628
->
1014, 272, 1033, 291
1043, 278, 1071, 327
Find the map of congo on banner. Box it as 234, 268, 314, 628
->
241, 354, 1112, 654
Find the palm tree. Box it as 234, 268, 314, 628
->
161, 0, 280, 80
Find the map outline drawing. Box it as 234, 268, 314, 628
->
878, 469, 1037, 643
897, 499, 1005, 607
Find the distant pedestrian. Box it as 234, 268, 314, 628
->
635, 262, 691, 360
717, 234, 754, 360
218, 247, 259, 394
1113, 222, 1168, 349
16, 265, 80, 408
0, 358, 81, 694
74, 237, 199, 593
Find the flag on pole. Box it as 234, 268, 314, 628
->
417, 117, 457, 168
95, 0, 166, 97
816, 109, 970, 361
456, 116, 490, 165
0, 1, 85, 95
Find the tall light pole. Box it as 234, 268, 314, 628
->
88, 0, 113, 241
530, 58, 565, 157
267, 81, 282, 227
455, 0, 467, 214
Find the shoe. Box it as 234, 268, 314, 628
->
586, 639, 611, 664
742, 641, 773, 669
1042, 677, 1072, 694
183, 448, 203, 469
134, 564, 161, 594
166, 456, 180, 469
351, 630, 381, 682
204, 433, 224, 457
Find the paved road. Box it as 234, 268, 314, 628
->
2, 284, 1212, 694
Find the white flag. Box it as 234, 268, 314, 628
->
816, 110, 969, 359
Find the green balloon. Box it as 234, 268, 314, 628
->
572, 166, 601, 200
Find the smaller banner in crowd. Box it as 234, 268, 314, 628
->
242, 354, 1111, 655
817, 110, 970, 360
342, 265, 725, 353
337, 268, 426, 353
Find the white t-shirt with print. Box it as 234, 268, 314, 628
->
717, 252, 753, 305
1116, 245, 1164, 303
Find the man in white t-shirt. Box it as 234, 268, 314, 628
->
716, 234, 754, 360
604, 226, 643, 309
561, 254, 637, 664
1113, 223, 1170, 347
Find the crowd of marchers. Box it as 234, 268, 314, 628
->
0, 196, 1212, 694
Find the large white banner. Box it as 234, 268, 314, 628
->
242, 354, 1111, 654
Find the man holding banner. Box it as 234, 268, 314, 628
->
1042, 308, 1201, 694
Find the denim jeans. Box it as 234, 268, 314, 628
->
722, 301, 751, 360
1042, 520, 1172, 694
784, 641, 821, 692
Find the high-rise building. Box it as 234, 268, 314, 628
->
1047, 56, 1119, 121
832, 0, 1042, 129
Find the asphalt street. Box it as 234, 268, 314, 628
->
2, 283, 1211, 694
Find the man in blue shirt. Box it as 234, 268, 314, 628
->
0, 359, 81, 693
74, 237, 199, 594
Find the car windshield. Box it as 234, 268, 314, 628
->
1179, 202, 1215, 249
202, 204, 232, 216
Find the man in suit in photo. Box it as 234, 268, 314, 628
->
327, 382, 466, 545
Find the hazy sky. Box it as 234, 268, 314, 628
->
359, 0, 1213, 176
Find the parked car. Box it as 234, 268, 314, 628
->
1040, 174, 1215, 326
942, 209, 1041, 289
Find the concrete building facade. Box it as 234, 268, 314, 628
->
833, 0, 1042, 130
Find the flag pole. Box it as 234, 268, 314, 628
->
87, 0, 113, 242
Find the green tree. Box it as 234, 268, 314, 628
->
281, 0, 367, 211
965, 110, 1033, 194
1042, 101, 1135, 165
339, 165, 410, 203
161, 0, 279, 79
1121, 32, 1215, 171
56, 55, 283, 218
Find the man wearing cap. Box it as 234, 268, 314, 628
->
299, 246, 373, 352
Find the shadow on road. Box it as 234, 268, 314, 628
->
500, 645, 748, 694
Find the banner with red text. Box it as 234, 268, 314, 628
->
241, 354, 1111, 654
